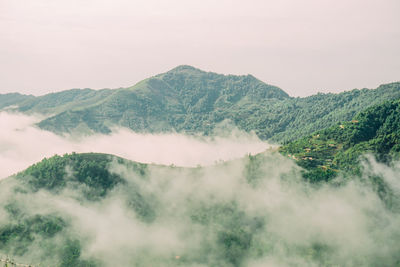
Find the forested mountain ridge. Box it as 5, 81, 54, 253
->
268, 82, 400, 142
36, 65, 290, 135
2, 140, 400, 266
2, 98, 400, 266
1, 66, 399, 142
0, 93, 34, 109
280, 98, 400, 182
16, 153, 145, 200
1, 153, 145, 266
4, 88, 114, 115
0, 152, 279, 266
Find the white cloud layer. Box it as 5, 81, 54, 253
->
0, 111, 271, 178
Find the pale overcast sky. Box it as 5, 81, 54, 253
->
0, 0, 399, 96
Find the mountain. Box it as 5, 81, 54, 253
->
0, 150, 399, 266
4, 88, 114, 115
1, 66, 399, 266
0, 93, 34, 110
35, 65, 289, 135
1, 66, 399, 142
280, 99, 400, 182
3, 96, 400, 265
0, 152, 274, 266
1, 153, 132, 266
267, 82, 400, 142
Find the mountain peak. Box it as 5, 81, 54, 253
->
147, 65, 290, 101
167, 65, 206, 74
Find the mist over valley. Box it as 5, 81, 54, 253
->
0, 66, 399, 266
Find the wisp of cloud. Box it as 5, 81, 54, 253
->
0, 111, 271, 178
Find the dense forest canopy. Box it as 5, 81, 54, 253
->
1, 66, 399, 143
280, 99, 400, 182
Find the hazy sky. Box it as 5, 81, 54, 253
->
0, 0, 399, 96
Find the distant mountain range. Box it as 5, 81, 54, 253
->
1, 68, 400, 265
1, 65, 399, 142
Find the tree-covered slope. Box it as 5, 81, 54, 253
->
268, 82, 400, 142
280, 99, 400, 181
16, 88, 114, 115
36, 68, 400, 142
0, 93, 34, 109
2, 66, 399, 142
16, 153, 146, 200
36, 65, 289, 135
0, 152, 269, 266
1, 149, 400, 266
1, 153, 152, 266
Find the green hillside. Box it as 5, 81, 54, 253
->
17, 153, 146, 200
268, 82, 400, 142
37, 69, 400, 142
280, 99, 400, 182
1, 66, 399, 142
1, 149, 399, 266
0, 93, 34, 109
1, 153, 117, 266
0, 153, 273, 266
36, 65, 289, 135
18, 88, 114, 115
1, 153, 154, 266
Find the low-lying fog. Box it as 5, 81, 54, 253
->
1, 150, 400, 266
1, 111, 400, 266
0, 111, 271, 178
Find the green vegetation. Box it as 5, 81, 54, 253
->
1, 66, 399, 142
16, 153, 148, 200
280, 99, 400, 182
0, 214, 65, 254
0, 93, 34, 109
0, 201, 96, 266
35, 65, 289, 135
189, 201, 263, 266
0, 66, 399, 266
10, 89, 113, 115
0, 153, 146, 266
0, 148, 399, 266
